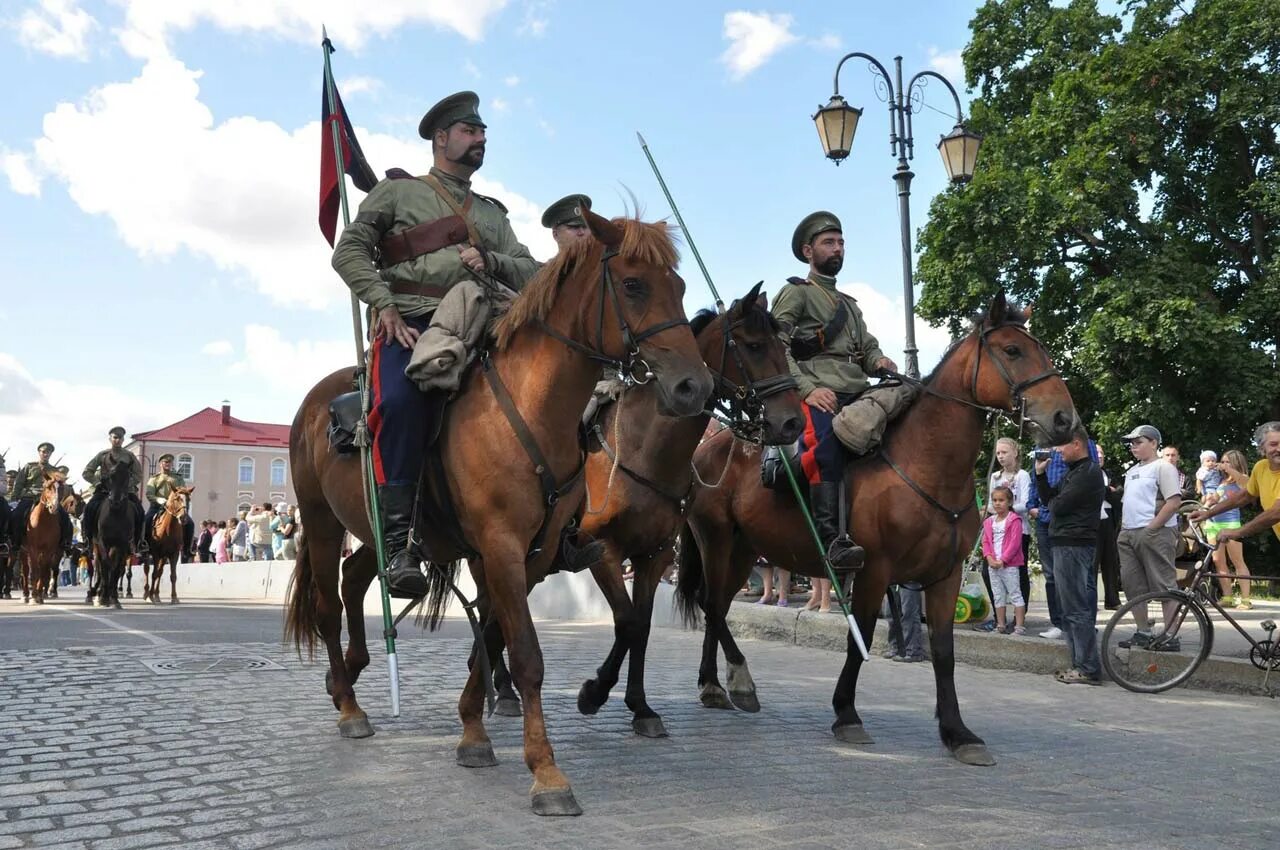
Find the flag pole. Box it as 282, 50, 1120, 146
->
322, 26, 402, 716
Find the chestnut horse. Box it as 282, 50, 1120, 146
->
145, 486, 192, 604
676, 295, 1077, 765
21, 472, 67, 605
90, 457, 141, 609
285, 211, 712, 816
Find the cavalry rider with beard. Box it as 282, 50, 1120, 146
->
8, 441, 73, 556
81, 426, 145, 550
771, 212, 897, 575
144, 454, 194, 557
332, 91, 540, 598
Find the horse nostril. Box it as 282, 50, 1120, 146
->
673, 378, 697, 404
781, 416, 803, 441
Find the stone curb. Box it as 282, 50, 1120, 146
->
650, 584, 1276, 697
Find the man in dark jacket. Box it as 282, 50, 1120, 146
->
1035, 430, 1106, 684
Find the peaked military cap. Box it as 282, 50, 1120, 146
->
158, 453, 175, 463
791, 211, 843, 263
38, 441, 54, 453
418, 91, 486, 140
108, 426, 126, 438
541, 194, 592, 229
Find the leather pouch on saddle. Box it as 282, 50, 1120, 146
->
327, 392, 364, 455
761, 440, 804, 494
830, 382, 919, 456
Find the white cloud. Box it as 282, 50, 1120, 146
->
504, 75, 520, 87
463, 59, 482, 79
116, 0, 511, 60
201, 340, 233, 356
720, 11, 798, 80
338, 75, 381, 97
0, 352, 186, 490
13, 0, 97, 60
518, 1, 552, 37
809, 33, 842, 51
228, 325, 353, 393
1, 149, 41, 197
836, 282, 952, 374
927, 47, 964, 81
12, 56, 557, 311
491, 97, 510, 113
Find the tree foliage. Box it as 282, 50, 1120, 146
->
918, 0, 1279, 474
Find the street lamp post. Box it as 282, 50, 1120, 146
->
813, 53, 981, 379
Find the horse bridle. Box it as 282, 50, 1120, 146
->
537, 248, 692, 384
971, 324, 1061, 418
706, 310, 798, 441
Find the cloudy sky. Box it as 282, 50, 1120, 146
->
1, 0, 979, 480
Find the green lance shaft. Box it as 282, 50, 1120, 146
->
322, 28, 403, 716
637, 132, 725, 315
778, 456, 870, 661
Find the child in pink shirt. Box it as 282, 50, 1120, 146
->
981, 486, 1026, 634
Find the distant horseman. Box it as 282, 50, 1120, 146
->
81, 426, 145, 548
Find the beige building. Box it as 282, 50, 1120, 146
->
126, 402, 294, 523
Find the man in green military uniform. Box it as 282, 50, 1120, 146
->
331, 90, 541, 597
8, 441, 73, 554
772, 212, 897, 572
145, 454, 194, 557
542, 194, 592, 253
81, 427, 145, 549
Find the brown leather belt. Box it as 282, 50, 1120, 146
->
386, 280, 451, 299
379, 214, 469, 267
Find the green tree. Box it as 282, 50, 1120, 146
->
918, 0, 1279, 569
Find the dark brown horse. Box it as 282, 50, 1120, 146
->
285, 211, 712, 816
144, 486, 192, 604
675, 295, 1077, 765
90, 457, 140, 609
558, 284, 805, 736
20, 472, 66, 605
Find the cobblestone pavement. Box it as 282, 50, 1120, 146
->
1, 605, 1278, 849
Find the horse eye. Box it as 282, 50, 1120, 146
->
1003, 345, 1021, 357
745, 341, 764, 353
622, 277, 645, 295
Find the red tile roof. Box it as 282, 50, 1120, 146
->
132, 407, 290, 448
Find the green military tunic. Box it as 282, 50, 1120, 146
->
145, 471, 187, 506
83, 449, 143, 493
771, 272, 886, 399
332, 166, 541, 318
10, 461, 62, 501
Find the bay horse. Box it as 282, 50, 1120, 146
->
20, 472, 67, 605
486, 284, 805, 734
90, 457, 140, 609
145, 486, 193, 604
0, 453, 12, 599
285, 210, 713, 816
675, 294, 1077, 765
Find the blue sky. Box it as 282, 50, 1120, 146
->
0, 0, 981, 479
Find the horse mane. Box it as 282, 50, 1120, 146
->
924, 300, 1030, 384
689, 296, 779, 339
493, 217, 681, 349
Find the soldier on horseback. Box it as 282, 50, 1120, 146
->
331, 90, 540, 598
771, 212, 898, 573
542, 194, 592, 252
145, 454, 194, 557
81, 427, 145, 549
8, 442, 73, 555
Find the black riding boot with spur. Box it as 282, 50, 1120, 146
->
379, 484, 429, 599
811, 481, 864, 577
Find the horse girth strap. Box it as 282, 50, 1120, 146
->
591, 423, 692, 507
481, 354, 585, 557
876, 449, 974, 588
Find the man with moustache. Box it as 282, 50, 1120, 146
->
771, 212, 897, 575
332, 91, 541, 598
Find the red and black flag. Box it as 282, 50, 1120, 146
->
319, 57, 377, 246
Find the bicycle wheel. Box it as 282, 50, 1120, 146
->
1100, 590, 1214, 693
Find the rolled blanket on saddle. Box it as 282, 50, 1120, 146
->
404, 279, 515, 393
831, 382, 919, 456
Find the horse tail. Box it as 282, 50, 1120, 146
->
674, 524, 704, 628
283, 534, 320, 658
415, 560, 460, 632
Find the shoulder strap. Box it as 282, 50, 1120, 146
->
385, 168, 415, 180
474, 192, 508, 213
421, 173, 482, 247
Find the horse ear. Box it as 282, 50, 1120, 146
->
744, 280, 764, 310
585, 209, 622, 250
987, 290, 1008, 326
757, 290, 769, 310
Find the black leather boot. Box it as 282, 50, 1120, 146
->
379, 484, 428, 599
811, 482, 864, 574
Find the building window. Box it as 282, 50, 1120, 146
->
238, 457, 254, 485
236, 501, 251, 515
270, 458, 286, 488
176, 453, 194, 481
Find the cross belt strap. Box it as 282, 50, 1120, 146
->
378, 214, 471, 267
421, 173, 483, 248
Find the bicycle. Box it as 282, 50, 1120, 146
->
1099, 502, 1280, 694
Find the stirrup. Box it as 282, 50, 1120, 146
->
827, 534, 865, 572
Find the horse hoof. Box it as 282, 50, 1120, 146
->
833, 724, 875, 745
531, 788, 583, 817
455, 742, 498, 768
494, 696, 523, 717
126, 592, 133, 599
953, 743, 996, 766
576, 683, 603, 716
632, 715, 668, 738
337, 715, 375, 739
699, 685, 734, 711
729, 691, 760, 714
113, 600, 122, 610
